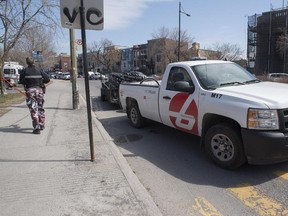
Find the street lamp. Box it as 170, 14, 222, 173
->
178, 1, 190, 61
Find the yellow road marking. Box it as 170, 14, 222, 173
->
274, 170, 288, 180
192, 197, 223, 216
229, 184, 288, 216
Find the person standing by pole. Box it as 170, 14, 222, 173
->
19, 57, 50, 134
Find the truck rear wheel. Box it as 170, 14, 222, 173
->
128, 102, 144, 128
204, 123, 246, 169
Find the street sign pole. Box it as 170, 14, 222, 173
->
80, 0, 95, 162
60, 0, 103, 162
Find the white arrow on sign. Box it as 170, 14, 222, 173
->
60, 0, 104, 30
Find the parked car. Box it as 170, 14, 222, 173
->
100, 74, 108, 81
94, 72, 101, 80
49, 72, 56, 79
55, 72, 63, 79
268, 73, 288, 82
61, 72, 71, 80
88, 71, 95, 80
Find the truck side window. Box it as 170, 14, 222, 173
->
166, 67, 193, 91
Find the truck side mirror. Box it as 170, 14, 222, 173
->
174, 81, 195, 94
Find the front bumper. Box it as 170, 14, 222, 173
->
242, 129, 288, 165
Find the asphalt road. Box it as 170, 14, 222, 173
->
79, 78, 288, 216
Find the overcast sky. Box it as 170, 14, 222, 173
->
58, 0, 286, 57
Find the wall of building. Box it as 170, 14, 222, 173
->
250, 8, 288, 75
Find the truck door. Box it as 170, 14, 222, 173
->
159, 66, 199, 135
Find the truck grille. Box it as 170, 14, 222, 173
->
281, 108, 288, 132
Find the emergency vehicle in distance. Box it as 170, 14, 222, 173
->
3, 61, 24, 87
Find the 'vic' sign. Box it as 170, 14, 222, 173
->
60, 0, 104, 30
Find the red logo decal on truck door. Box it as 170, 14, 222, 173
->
168, 93, 198, 135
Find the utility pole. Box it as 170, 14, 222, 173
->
178, 2, 181, 61
268, 10, 272, 75
69, 29, 79, 109
178, 1, 190, 61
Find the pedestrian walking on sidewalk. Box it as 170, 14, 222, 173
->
19, 57, 50, 134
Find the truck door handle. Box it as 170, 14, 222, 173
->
163, 96, 171, 100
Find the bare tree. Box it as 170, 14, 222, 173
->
204, 49, 222, 60
0, 0, 59, 94
171, 27, 193, 61
151, 26, 193, 62
211, 42, 244, 61
17, 26, 57, 70
151, 26, 170, 39
89, 39, 121, 72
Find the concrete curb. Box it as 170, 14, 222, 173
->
79, 94, 162, 216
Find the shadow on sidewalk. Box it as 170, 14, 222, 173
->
0, 125, 32, 134
0, 159, 90, 162
6, 105, 27, 108
7, 105, 73, 111
44, 107, 74, 110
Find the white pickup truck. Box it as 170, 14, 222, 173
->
119, 60, 288, 169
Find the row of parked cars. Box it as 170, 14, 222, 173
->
49, 71, 109, 81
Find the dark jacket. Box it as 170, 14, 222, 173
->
19, 65, 50, 88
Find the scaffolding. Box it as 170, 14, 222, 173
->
247, 7, 288, 75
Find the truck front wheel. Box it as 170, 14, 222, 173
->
204, 123, 246, 169
128, 102, 144, 128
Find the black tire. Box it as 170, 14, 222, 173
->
204, 123, 246, 169
128, 102, 144, 128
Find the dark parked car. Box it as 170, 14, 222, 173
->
268, 73, 288, 82
49, 72, 56, 79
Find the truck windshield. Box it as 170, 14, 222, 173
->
192, 62, 258, 90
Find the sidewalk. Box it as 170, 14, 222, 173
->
0, 80, 162, 216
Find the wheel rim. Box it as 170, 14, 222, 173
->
130, 107, 138, 124
210, 134, 234, 162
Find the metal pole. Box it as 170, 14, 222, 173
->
178, 1, 181, 61
80, 0, 95, 162
284, 10, 287, 73
0, 0, 8, 95
69, 29, 79, 110
268, 10, 272, 75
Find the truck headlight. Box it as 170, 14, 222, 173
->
248, 109, 279, 130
